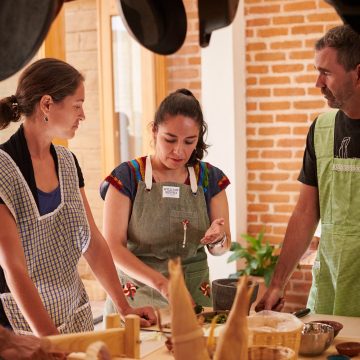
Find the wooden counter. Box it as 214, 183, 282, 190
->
68, 313, 360, 359
137, 313, 360, 360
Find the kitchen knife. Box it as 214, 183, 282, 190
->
292, 308, 311, 318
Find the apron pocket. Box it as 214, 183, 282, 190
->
184, 266, 212, 307
0, 292, 94, 335
0, 292, 32, 335
58, 300, 94, 334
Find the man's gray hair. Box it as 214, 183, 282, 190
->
315, 24, 360, 71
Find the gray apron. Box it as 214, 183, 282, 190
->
307, 110, 360, 316
105, 156, 211, 313
0, 147, 93, 335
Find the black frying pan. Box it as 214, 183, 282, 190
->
0, 0, 63, 81
198, 0, 240, 47
117, 0, 187, 55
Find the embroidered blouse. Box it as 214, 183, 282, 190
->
100, 156, 230, 215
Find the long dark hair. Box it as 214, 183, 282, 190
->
0, 58, 84, 130
152, 88, 209, 166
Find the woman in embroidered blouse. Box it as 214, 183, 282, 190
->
101, 89, 231, 312
0, 58, 156, 336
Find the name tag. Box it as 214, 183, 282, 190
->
162, 186, 180, 198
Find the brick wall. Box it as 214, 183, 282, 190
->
244, 0, 341, 311
245, 0, 340, 241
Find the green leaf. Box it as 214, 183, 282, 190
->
230, 241, 242, 251
249, 259, 259, 270
228, 227, 280, 285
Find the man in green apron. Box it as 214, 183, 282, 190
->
256, 25, 360, 316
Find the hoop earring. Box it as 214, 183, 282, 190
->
44, 116, 48, 122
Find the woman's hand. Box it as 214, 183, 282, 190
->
200, 218, 225, 246
122, 306, 157, 327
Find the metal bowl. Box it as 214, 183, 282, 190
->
299, 322, 334, 356
311, 320, 343, 337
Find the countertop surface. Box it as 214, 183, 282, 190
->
68, 312, 360, 359
137, 313, 360, 360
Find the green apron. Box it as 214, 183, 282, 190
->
105, 156, 212, 314
307, 110, 360, 316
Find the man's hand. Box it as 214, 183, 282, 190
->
255, 286, 285, 312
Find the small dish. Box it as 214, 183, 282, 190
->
336, 342, 360, 357
196, 310, 229, 325
311, 320, 343, 337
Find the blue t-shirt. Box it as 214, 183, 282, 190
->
37, 186, 61, 216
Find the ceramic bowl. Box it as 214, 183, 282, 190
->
212, 278, 259, 312
311, 320, 343, 337
336, 342, 360, 357
299, 322, 334, 356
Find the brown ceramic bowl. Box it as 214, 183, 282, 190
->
336, 342, 360, 357
212, 278, 259, 313
311, 320, 343, 337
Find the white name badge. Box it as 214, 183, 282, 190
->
162, 186, 180, 198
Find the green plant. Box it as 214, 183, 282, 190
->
227, 229, 280, 287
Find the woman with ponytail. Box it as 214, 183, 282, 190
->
0, 58, 155, 337
101, 89, 231, 313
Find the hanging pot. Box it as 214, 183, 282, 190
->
0, 0, 65, 81
198, 0, 240, 47
325, 0, 360, 34
117, 0, 187, 55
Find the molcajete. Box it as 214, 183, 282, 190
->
212, 278, 259, 312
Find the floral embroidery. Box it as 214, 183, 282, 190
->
200, 282, 211, 297
123, 282, 138, 300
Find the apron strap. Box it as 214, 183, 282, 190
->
145, 155, 153, 190
188, 166, 198, 195
145, 155, 198, 194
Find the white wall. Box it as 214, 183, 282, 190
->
201, 3, 246, 281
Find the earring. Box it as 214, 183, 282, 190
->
44, 116, 48, 122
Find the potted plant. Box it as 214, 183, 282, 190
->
227, 229, 280, 287
211, 229, 281, 312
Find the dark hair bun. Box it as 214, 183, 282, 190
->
175, 88, 195, 97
